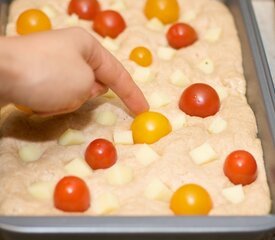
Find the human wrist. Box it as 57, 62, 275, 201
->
0, 37, 21, 106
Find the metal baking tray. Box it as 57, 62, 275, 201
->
0, 0, 275, 239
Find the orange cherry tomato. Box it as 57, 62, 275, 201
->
179, 83, 220, 118
129, 47, 153, 67
170, 184, 213, 215
93, 10, 126, 38
16, 9, 52, 35
68, 0, 101, 20
15, 105, 33, 114
85, 139, 117, 170
224, 150, 258, 185
54, 176, 90, 212
144, 0, 180, 24
167, 23, 198, 49
131, 112, 172, 144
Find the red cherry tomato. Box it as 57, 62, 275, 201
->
179, 83, 220, 118
93, 10, 126, 38
167, 23, 198, 49
224, 150, 257, 185
85, 139, 117, 170
68, 0, 101, 20
54, 176, 90, 212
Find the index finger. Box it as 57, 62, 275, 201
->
85, 37, 149, 115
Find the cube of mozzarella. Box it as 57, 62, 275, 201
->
93, 192, 120, 215
222, 185, 245, 204
95, 110, 117, 126
146, 18, 165, 31
28, 181, 55, 200
134, 144, 160, 166
215, 86, 228, 101
19, 145, 43, 162
204, 27, 222, 42
170, 69, 191, 87
58, 129, 85, 146
148, 92, 172, 108
101, 37, 120, 52
110, 0, 126, 11
65, 14, 79, 26
65, 158, 93, 178
106, 164, 133, 186
189, 143, 218, 165
132, 66, 155, 83
198, 58, 214, 74
40, 5, 56, 18
144, 179, 173, 202
167, 112, 187, 131
208, 116, 227, 134
113, 130, 133, 145
157, 47, 176, 61
181, 10, 197, 22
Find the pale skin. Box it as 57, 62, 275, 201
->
0, 27, 149, 116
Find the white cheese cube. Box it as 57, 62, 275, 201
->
40, 5, 56, 18
58, 129, 85, 146
144, 179, 173, 202
168, 112, 187, 131
203, 27, 222, 42
113, 130, 133, 145
208, 116, 227, 134
157, 47, 176, 61
28, 181, 55, 201
222, 185, 245, 204
65, 14, 79, 26
65, 158, 93, 178
170, 69, 191, 87
110, 0, 126, 11
134, 144, 160, 166
103, 89, 117, 98
101, 37, 120, 52
106, 164, 133, 186
95, 111, 117, 126
215, 86, 228, 101
181, 10, 197, 22
148, 92, 172, 108
198, 58, 214, 74
146, 18, 165, 31
189, 143, 218, 165
93, 192, 120, 215
133, 66, 155, 83
19, 145, 43, 162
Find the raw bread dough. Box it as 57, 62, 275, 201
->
0, 0, 271, 215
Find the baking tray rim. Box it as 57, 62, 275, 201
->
0, 0, 275, 237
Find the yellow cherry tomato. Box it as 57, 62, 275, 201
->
170, 184, 213, 215
131, 111, 172, 144
144, 0, 180, 24
16, 9, 52, 35
129, 47, 153, 67
15, 105, 33, 114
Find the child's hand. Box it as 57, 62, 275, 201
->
1, 27, 149, 115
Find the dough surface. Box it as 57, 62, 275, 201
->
0, 0, 271, 215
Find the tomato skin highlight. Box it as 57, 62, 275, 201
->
85, 139, 117, 170
224, 150, 258, 185
16, 9, 52, 35
93, 10, 126, 38
129, 47, 153, 67
179, 83, 220, 118
170, 184, 213, 215
144, 0, 180, 24
131, 112, 172, 144
167, 23, 198, 49
54, 176, 90, 212
68, 0, 101, 20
